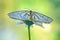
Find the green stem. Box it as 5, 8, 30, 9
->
28, 25, 31, 40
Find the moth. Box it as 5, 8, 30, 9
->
8, 10, 53, 28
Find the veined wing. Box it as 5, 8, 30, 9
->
8, 10, 31, 20
32, 14, 44, 27
32, 11, 53, 24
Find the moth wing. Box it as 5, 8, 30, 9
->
32, 15, 43, 27
8, 10, 30, 20
32, 12, 53, 24
34, 20, 44, 28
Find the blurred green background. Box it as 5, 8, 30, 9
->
0, 0, 60, 40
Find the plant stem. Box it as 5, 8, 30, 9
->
28, 25, 31, 40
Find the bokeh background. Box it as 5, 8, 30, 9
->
0, 0, 60, 40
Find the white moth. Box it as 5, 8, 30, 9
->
8, 10, 53, 27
